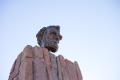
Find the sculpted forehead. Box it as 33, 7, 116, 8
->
47, 26, 60, 31
46, 27, 59, 34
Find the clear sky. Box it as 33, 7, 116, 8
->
0, 0, 120, 80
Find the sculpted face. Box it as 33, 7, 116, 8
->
36, 26, 62, 52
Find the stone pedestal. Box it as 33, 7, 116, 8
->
8, 45, 83, 80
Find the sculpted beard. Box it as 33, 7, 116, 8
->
42, 39, 58, 52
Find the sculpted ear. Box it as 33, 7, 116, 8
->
36, 27, 47, 41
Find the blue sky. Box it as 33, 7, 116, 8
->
0, 0, 120, 80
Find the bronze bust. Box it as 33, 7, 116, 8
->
36, 25, 62, 52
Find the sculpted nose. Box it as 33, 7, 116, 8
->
55, 34, 62, 42
56, 33, 62, 40
55, 36, 59, 41
59, 35, 62, 40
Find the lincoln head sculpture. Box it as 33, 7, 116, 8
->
36, 25, 62, 52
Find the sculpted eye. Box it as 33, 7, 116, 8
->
51, 32, 57, 35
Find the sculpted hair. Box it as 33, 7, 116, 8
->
36, 27, 47, 46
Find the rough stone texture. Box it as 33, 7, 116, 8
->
8, 45, 83, 80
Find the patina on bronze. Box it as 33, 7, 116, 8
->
36, 25, 62, 52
